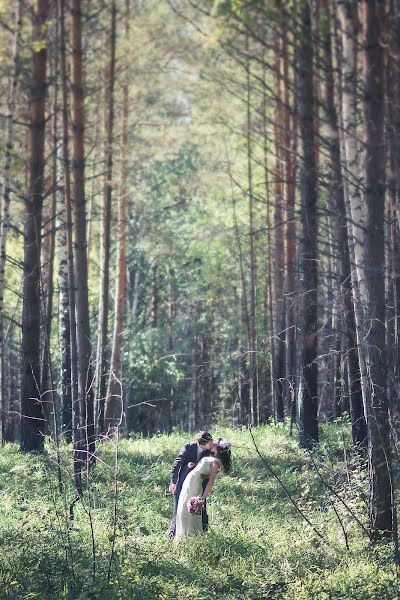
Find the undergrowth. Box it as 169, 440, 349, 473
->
0, 424, 397, 599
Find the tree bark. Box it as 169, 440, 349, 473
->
40, 44, 59, 438
70, 0, 95, 463
323, 0, 366, 447
40, 198, 56, 434
298, 0, 319, 448
362, 0, 393, 537
57, 172, 72, 441
273, 33, 285, 424
98, 1, 117, 433
262, 60, 275, 423
105, 0, 128, 431
337, 0, 369, 419
282, 16, 297, 420
246, 33, 259, 426
150, 265, 158, 328
21, 0, 50, 453
58, 0, 76, 445
386, 0, 400, 431
0, 0, 22, 444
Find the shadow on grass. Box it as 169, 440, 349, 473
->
135, 553, 261, 598
126, 528, 293, 600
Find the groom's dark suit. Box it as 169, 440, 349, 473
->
170, 442, 211, 537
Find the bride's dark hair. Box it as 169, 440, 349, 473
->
215, 438, 232, 474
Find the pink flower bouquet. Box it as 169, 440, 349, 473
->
187, 495, 205, 515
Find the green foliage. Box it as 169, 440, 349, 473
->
212, 0, 266, 17
118, 122, 249, 422
0, 426, 396, 599
125, 328, 188, 431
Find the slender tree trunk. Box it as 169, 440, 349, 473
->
59, 0, 76, 446
128, 265, 140, 325
98, 2, 117, 433
386, 0, 400, 427
86, 112, 101, 272
230, 167, 251, 423
274, 34, 285, 423
240, 295, 251, 423
188, 344, 196, 433
262, 62, 275, 422
105, 0, 128, 431
21, 0, 50, 452
393, 0, 400, 282
323, 0, 366, 447
337, 0, 369, 419
298, 0, 319, 448
286, 3, 300, 425
363, 0, 393, 537
282, 17, 297, 419
57, 171, 72, 441
40, 198, 56, 434
167, 268, 175, 352
246, 34, 259, 426
150, 266, 158, 328
41, 45, 59, 438
167, 268, 175, 428
70, 0, 95, 464
0, 0, 22, 443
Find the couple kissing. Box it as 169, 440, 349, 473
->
169, 431, 232, 541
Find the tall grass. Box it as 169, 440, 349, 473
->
0, 425, 396, 599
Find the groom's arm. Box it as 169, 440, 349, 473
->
170, 443, 190, 485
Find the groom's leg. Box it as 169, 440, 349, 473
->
169, 487, 180, 537
202, 479, 209, 532
202, 503, 209, 532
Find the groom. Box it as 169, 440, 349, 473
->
169, 431, 213, 538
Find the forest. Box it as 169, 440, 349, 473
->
0, 0, 399, 598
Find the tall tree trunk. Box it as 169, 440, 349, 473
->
58, 0, 76, 446
20, 0, 50, 452
386, 0, 400, 431
390, 0, 400, 218
150, 265, 158, 328
41, 44, 59, 438
323, 0, 366, 447
274, 33, 285, 424
57, 173, 72, 441
246, 33, 259, 426
130, 265, 140, 324
363, 0, 393, 537
298, 0, 319, 448
98, 1, 117, 433
86, 111, 101, 272
166, 268, 175, 429
262, 61, 275, 423
40, 198, 56, 434
167, 268, 175, 352
0, 0, 22, 443
337, 0, 369, 419
105, 0, 128, 431
70, 0, 95, 464
230, 166, 251, 423
282, 16, 297, 419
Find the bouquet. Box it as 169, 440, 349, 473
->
187, 495, 205, 515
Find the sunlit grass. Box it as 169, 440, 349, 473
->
0, 425, 396, 599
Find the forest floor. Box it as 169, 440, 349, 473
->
0, 424, 397, 599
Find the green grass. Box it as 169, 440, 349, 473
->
0, 425, 397, 599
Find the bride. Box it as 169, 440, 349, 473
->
175, 438, 232, 540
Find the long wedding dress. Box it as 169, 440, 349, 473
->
175, 456, 221, 540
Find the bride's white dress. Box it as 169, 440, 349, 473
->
175, 456, 221, 540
